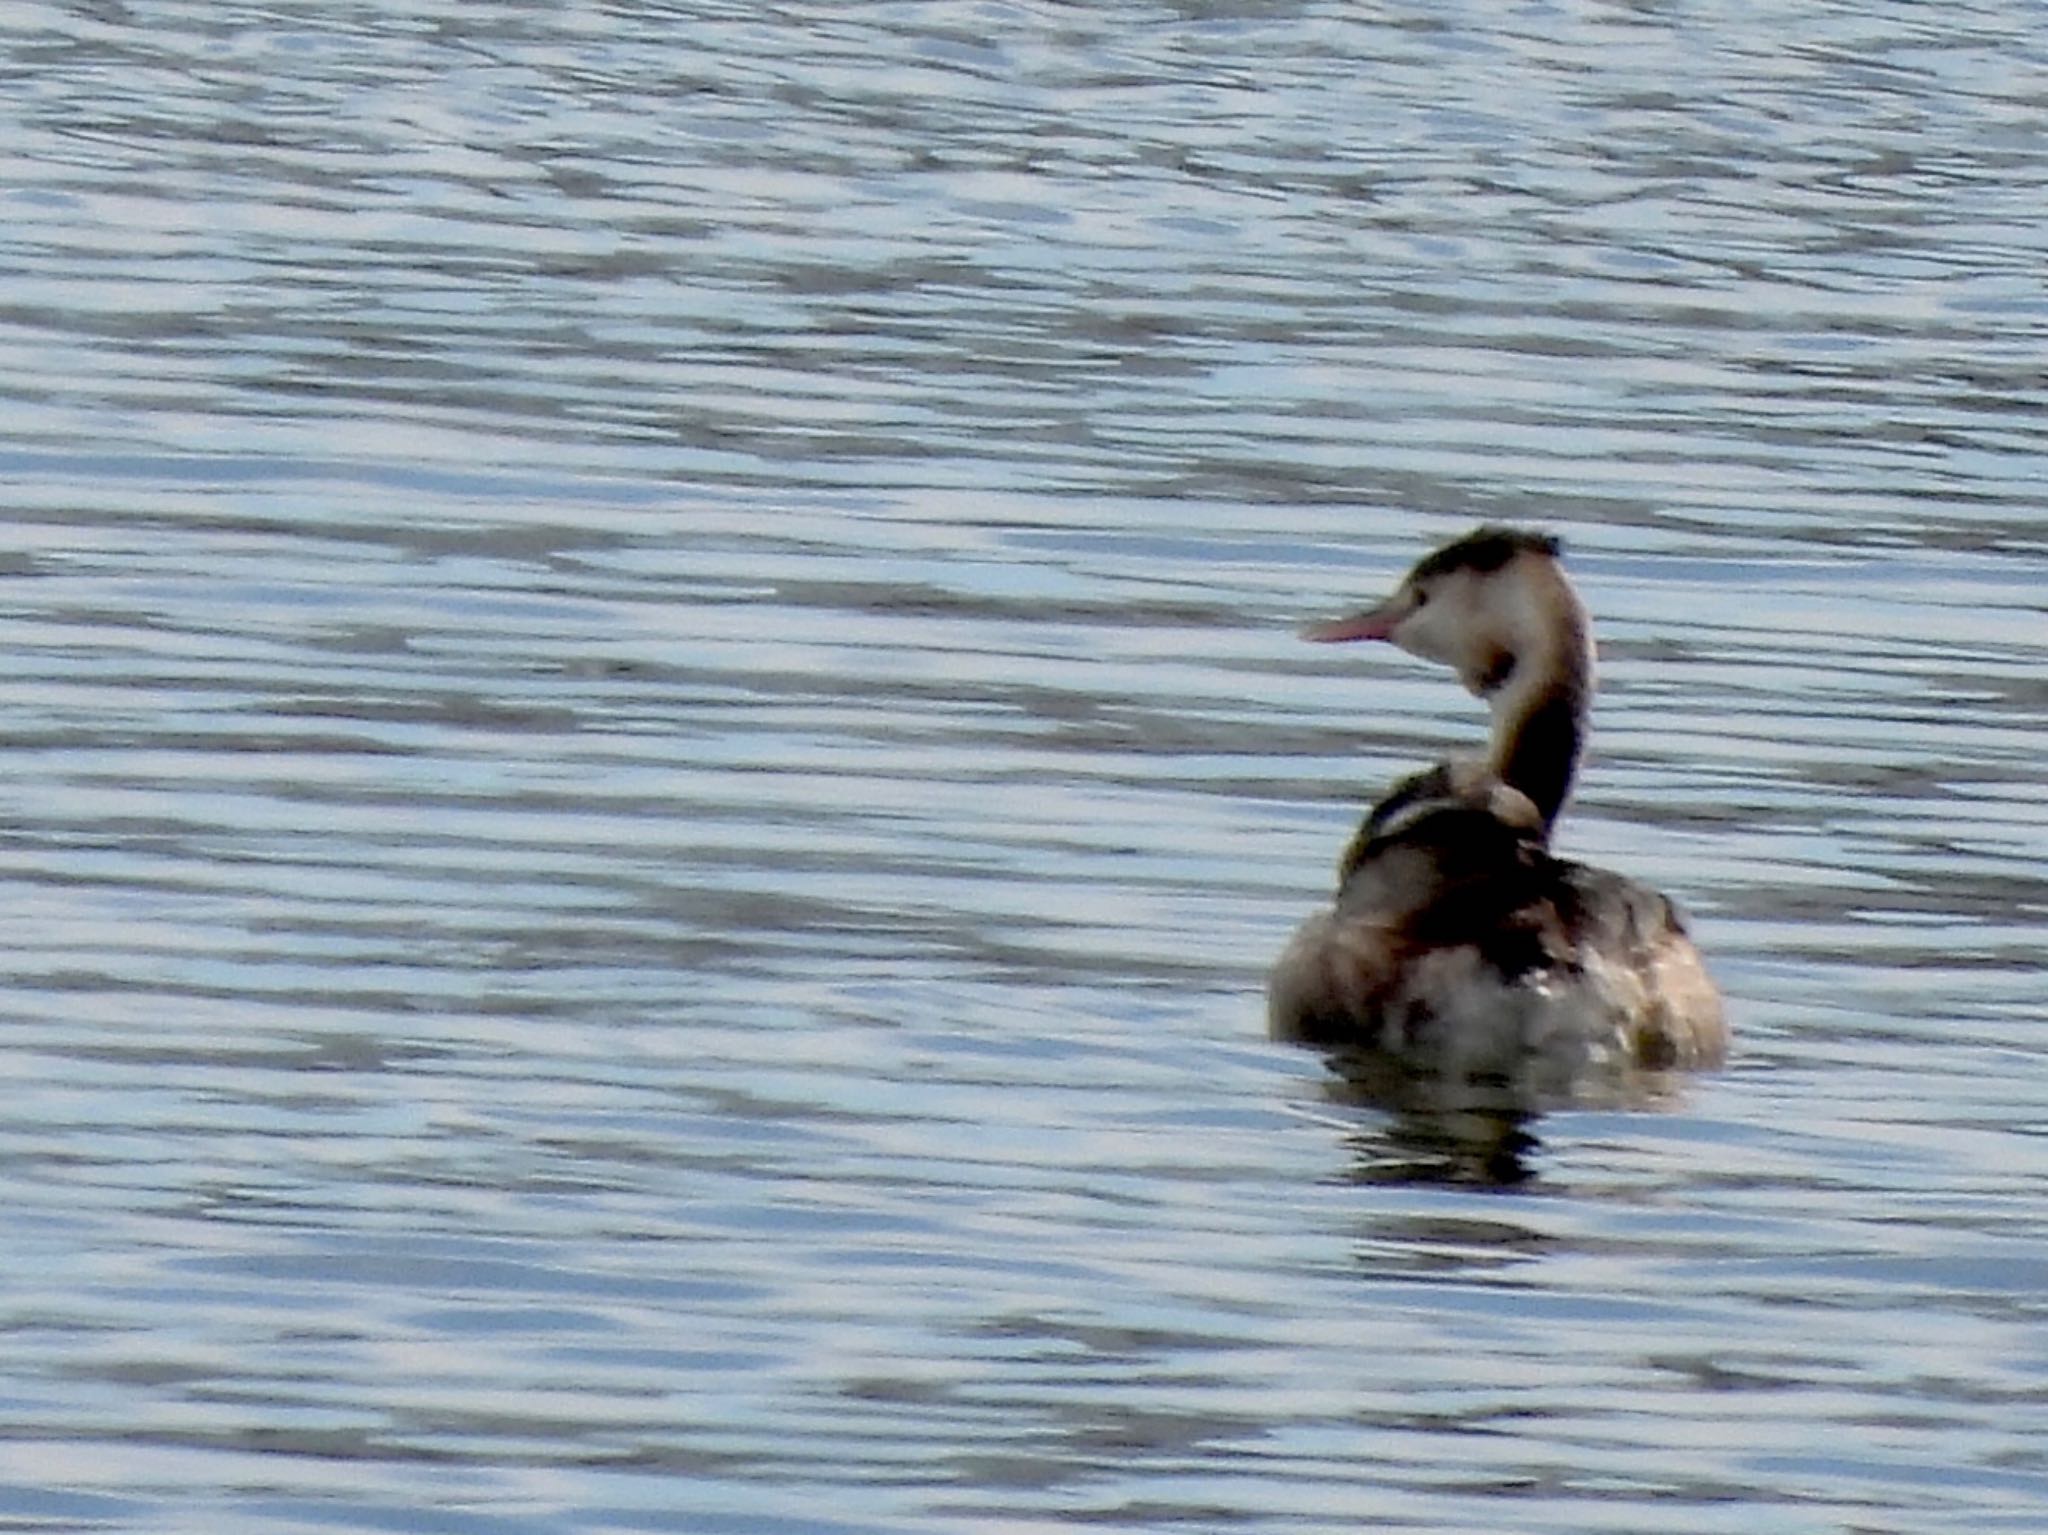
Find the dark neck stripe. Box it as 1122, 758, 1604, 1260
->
1498, 685, 1584, 831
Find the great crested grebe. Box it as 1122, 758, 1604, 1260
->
1267, 527, 1724, 1078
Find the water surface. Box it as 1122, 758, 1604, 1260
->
1, 3, 2045, 1532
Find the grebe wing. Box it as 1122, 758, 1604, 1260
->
1551, 859, 1727, 1068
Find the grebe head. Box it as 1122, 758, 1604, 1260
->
1304, 526, 1594, 832
1302, 527, 1572, 701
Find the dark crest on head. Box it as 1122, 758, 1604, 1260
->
1411, 526, 1562, 583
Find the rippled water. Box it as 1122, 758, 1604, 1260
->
2, 3, 2045, 1532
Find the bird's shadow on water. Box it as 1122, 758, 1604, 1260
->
1314, 1047, 1697, 1189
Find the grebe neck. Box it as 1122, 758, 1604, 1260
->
1478, 570, 1593, 833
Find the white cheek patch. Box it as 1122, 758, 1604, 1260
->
1395, 606, 1462, 665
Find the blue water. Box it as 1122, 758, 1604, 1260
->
0, 3, 2044, 1532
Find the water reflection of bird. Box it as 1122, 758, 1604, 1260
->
1269, 527, 1724, 1090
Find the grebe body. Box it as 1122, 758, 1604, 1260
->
1269, 528, 1724, 1076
